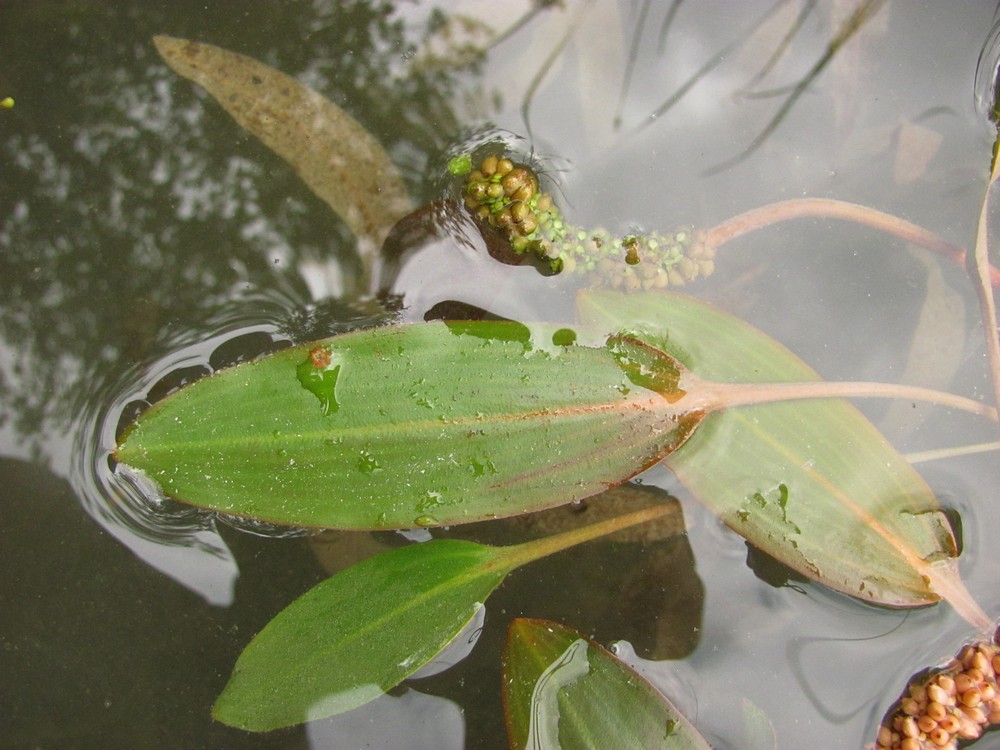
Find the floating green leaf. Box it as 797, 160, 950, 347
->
502, 618, 713, 750
213, 503, 673, 731
152, 35, 412, 288
213, 538, 509, 731
117, 304, 989, 623
116, 321, 702, 530
576, 289, 988, 626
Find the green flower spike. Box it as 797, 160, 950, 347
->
455, 151, 717, 286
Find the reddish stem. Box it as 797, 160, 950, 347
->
704, 198, 1000, 288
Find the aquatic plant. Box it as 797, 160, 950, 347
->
115, 24, 1000, 749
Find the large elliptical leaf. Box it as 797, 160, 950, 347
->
577, 289, 981, 619
116, 321, 701, 529
502, 618, 713, 750
213, 538, 509, 731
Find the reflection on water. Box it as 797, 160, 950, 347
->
4, 1, 1000, 748
306, 689, 465, 750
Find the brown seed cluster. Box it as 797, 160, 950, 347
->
874, 640, 1000, 750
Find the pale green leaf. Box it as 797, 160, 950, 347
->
576, 289, 982, 620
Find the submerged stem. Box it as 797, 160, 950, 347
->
905, 440, 1000, 464
687, 377, 999, 422
704, 198, 1000, 287
497, 502, 676, 571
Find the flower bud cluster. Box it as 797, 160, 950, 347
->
451, 151, 717, 286
459, 153, 566, 271
874, 639, 1000, 750
560, 227, 716, 291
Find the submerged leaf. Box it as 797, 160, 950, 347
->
116, 321, 702, 529
213, 538, 509, 731
152, 35, 412, 286
576, 289, 984, 622
502, 618, 713, 750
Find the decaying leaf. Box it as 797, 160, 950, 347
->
153, 35, 413, 289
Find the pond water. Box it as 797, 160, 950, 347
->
3, 1, 1000, 748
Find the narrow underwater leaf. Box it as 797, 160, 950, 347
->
116, 321, 701, 529
502, 618, 712, 750
576, 289, 984, 622
213, 538, 510, 731
152, 35, 412, 283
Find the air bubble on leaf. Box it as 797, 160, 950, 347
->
469, 457, 498, 477
417, 490, 447, 513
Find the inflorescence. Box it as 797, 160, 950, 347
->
874, 638, 1000, 750
448, 151, 717, 289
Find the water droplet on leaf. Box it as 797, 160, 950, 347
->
357, 450, 382, 474
296, 347, 341, 415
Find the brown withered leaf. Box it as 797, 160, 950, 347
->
153, 35, 412, 289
